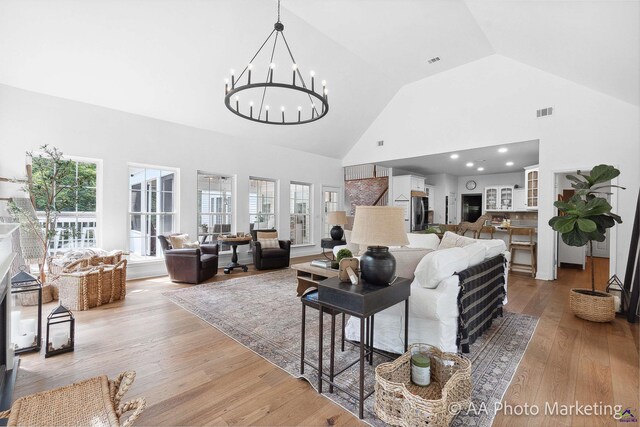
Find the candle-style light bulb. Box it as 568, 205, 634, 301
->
265, 105, 269, 122
230, 69, 235, 88
297, 106, 302, 122
322, 80, 327, 86
292, 63, 298, 85
249, 101, 254, 118
235, 95, 239, 111
247, 63, 253, 84
269, 63, 275, 83
281, 106, 285, 122
310, 70, 315, 92
224, 78, 229, 94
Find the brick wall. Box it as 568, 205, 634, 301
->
345, 177, 389, 215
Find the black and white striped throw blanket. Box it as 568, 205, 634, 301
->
456, 255, 506, 353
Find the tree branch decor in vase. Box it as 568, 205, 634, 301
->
8, 145, 86, 283
549, 164, 625, 322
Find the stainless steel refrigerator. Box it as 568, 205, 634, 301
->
411, 196, 429, 231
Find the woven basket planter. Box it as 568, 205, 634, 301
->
569, 288, 615, 322
374, 344, 472, 427
57, 257, 127, 311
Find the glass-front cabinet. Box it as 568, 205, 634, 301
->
484, 186, 515, 211
524, 165, 539, 210
484, 187, 499, 211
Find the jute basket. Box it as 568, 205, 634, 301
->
374, 344, 472, 427
0, 371, 145, 427
569, 288, 615, 322
57, 257, 127, 311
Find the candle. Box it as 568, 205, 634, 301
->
613, 295, 621, 312
235, 95, 239, 111
281, 106, 285, 123
269, 63, 275, 83
51, 331, 69, 350
20, 318, 36, 335
265, 105, 269, 122
230, 69, 235, 88
224, 78, 229, 94
310, 70, 315, 92
17, 332, 35, 349
248, 63, 252, 84
11, 311, 21, 342
249, 102, 253, 118
411, 351, 431, 386
297, 106, 301, 122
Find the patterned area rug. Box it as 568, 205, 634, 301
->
164, 269, 538, 426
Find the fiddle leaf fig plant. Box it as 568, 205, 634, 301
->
549, 164, 624, 293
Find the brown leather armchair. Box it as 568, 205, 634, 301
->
158, 234, 219, 284
250, 229, 291, 270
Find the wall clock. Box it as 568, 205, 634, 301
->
465, 180, 477, 190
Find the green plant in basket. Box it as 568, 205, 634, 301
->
548, 164, 625, 322
336, 248, 353, 263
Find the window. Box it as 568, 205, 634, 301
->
290, 182, 311, 245
197, 172, 233, 236
322, 187, 341, 238
249, 178, 277, 230
32, 156, 98, 250
128, 166, 177, 257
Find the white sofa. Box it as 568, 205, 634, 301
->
341, 231, 510, 354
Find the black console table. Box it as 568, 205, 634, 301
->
316, 276, 411, 419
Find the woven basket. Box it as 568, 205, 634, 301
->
569, 289, 615, 322
57, 257, 127, 311
375, 344, 472, 427
0, 371, 145, 427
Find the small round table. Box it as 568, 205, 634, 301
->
217, 236, 252, 274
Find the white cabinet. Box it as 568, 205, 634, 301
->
513, 188, 527, 211
424, 185, 435, 198
411, 176, 425, 192
524, 165, 539, 210
484, 186, 515, 211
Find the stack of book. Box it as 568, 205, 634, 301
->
310, 259, 332, 269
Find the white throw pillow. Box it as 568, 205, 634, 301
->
415, 247, 470, 289
258, 238, 280, 249
168, 234, 189, 249
183, 241, 200, 249
406, 233, 440, 250
463, 242, 487, 267
438, 231, 476, 250
477, 239, 507, 259
389, 247, 433, 280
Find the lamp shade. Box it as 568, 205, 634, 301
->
327, 211, 347, 225
350, 206, 409, 247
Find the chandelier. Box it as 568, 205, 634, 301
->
224, 0, 329, 125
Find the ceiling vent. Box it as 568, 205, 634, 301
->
377, 140, 384, 147
536, 107, 554, 118
427, 57, 441, 64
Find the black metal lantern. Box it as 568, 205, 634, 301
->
10, 267, 42, 354
45, 305, 75, 358
606, 274, 629, 315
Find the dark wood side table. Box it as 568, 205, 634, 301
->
316, 276, 411, 419
217, 237, 252, 274
320, 238, 346, 260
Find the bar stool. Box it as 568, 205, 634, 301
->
508, 227, 536, 277
476, 225, 495, 239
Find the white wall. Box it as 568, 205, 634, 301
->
0, 85, 343, 277
343, 55, 640, 281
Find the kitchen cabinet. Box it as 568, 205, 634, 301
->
513, 188, 527, 211
524, 165, 539, 210
484, 186, 515, 211
411, 176, 425, 192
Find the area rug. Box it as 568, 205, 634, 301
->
164, 270, 538, 426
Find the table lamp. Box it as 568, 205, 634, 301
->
327, 211, 348, 241
349, 206, 409, 285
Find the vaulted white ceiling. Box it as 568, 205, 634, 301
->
0, 1, 637, 159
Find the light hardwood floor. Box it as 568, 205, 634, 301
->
13, 256, 638, 426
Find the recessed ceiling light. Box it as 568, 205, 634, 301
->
506, 161, 514, 166
466, 162, 474, 167
477, 167, 484, 171
450, 153, 459, 159
498, 147, 508, 153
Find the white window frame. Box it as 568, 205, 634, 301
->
289, 181, 313, 246
127, 163, 180, 258
321, 185, 343, 238
249, 177, 278, 231
30, 152, 102, 251
197, 171, 236, 244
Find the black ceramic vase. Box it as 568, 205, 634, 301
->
360, 246, 396, 286
330, 225, 344, 241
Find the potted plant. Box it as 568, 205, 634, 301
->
333, 248, 353, 269
8, 145, 86, 283
549, 164, 624, 322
